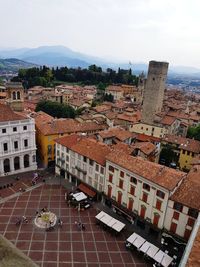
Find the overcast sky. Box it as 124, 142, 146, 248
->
1, 0, 200, 68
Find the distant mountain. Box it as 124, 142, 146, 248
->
0, 58, 37, 72
0, 45, 101, 69
0, 45, 200, 76
0, 45, 147, 71
0, 48, 30, 58
169, 65, 200, 75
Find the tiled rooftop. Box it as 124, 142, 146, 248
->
170, 166, 200, 210
56, 134, 111, 166
35, 112, 108, 136
0, 103, 27, 122
98, 127, 134, 141
163, 134, 200, 153
160, 116, 177, 126
133, 142, 156, 156
106, 151, 186, 191
186, 228, 200, 267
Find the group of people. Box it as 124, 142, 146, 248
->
45, 217, 63, 231
15, 216, 28, 226
75, 221, 86, 231
36, 207, 48, 217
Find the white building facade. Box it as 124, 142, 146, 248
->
164, 200, 198, 240
105, 159, 170, 229
55, 135, 111, 195
0, 113, 37, 176
104, 151, 186, 233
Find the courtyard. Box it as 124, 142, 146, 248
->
0, 183, 150, 267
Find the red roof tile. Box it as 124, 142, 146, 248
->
186, 228, 200, 267
55, 134, 111, 165
160, 116, 177, 125
99, 127, 134, 141
163, 135, 200, 154
0, 104, 27, 122
106, 151, 185, 190
170, 166, 200, 210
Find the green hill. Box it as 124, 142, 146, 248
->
0, 58, 37, 72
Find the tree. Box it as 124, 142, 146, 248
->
88, 64, 102, 73
35, 100, 76, 119
159, 144, 177, 166
97, 82, 106, 91
103, 93, 114, 102
13, 64, 139, 88
187, 125, 200, 141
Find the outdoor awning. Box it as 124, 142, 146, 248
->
95, 211, 125, 233
73, 192, 87, 202
78, 183, 96, 198
127, 233, 138, 244
133, 235, 146, 248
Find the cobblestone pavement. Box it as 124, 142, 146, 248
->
0, 184, 151, 267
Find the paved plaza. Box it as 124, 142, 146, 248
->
0, 183, 151, 267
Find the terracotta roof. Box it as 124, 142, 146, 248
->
112, 143, 135, 155
55, 134, 111, 165
36, 117, 79, 136
24, 101, 37, 111
167, 111, 189, 120
160, 116, 177, 125
133, 142, 156, 156
112, 101, 128, 109
135, 133, 161, 143
99, 127, 133, 141
93, 117, 106, 123
189, 115, 200, 122
35, 113, 107, 135
79, 114, 93, 121
78, 122, 108, 132
0, 104, 27, 122
34, 111, 53, 126
105, 111, 117, 120
163, 134, 200, 154
106, 151, 185, 191
69, 99, 87, 107
93, 105, 112, 113
55, 134, 81, 149
117, 113, 139, 123
170, 166, 200, 210
107, 85, 123, 92
186, 228, 200, 267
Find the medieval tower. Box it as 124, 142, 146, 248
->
141, 60, 169, 124
6, 82, 24, 112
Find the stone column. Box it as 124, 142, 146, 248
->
0, 159, 4, 176
10, 157, 14, 172
20, 155, 24, 170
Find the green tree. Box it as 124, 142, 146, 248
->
88, 64, 102, 73
159, 144, 177, 166
35, 100, 76, 119
97, 82, 106, 91
187, 125, 200, 141
103, 93, 114, 102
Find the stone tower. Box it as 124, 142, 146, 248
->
141, 61, 169, 124
6, 82, 24, 112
